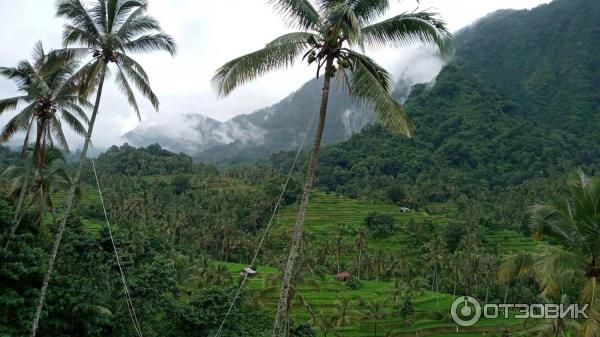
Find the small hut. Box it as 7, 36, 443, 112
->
240, 267, 257, 278
399, 207, 410, 213
336, 271, 351, 282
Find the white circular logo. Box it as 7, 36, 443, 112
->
451, 296, 482, 326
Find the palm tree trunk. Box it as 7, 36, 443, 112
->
21, 116, 34, 158
5, 185, 28, 249
29, 66, 106, 337
33, 120, 45, 169
272, 58, 333, 337
357, 247, 362, 280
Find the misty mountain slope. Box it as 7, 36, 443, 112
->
123, 45, 441, 164
314, 0, 600, 226
125, 77, 385, 163
192, 78, 378, 163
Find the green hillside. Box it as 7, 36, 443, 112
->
315, 0, 600, 231
274, 192, 536, 254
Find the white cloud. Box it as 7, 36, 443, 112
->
0, 0, 552, 150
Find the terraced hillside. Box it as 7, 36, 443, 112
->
219, 262, 534, 337
273, 192, 536, 254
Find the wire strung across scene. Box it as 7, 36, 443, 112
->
213, 109, 318, 337
90, 142, 144, 337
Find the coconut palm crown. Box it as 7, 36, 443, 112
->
55, 0, 176, 118
0, 42, 88, 167
214, 0, 450, 135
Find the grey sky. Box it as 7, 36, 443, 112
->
0, 0, 552, 149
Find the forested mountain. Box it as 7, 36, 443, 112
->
313, 0, 600, 228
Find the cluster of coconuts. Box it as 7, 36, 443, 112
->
36, 99, 57, 117
92, 49, 118, 63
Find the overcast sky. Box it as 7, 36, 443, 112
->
0, 0, 552, 149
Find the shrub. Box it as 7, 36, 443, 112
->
346, 277, 362, 290
363, 212, 399, 237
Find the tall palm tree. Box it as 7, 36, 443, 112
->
2, 147, 78, 248
28, 2, 175, 337
500, 170, 600, 337
310, 311, 338, 337
423, 232, 447, 307
213, 1, 449, 335
389, 278, 407, 330
355, 229, 366, 279
332, 295, 359, 331
0, 42, 88, 237
365, 299, 386, 337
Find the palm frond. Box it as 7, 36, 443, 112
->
31, 41, 46, 68
117, 53, 149, 81
110, 0, 147, 32
213, 35, 311, 97
49, 117, 70, 152
362, 11, 450, 52
498, 252, 533, 284
62, 24, 103, 49
350, 0, 389, 24
122, 33, 176, 55
60, 108, 87, 136
114, 65, 141, 120
348, 50, 413, 136
0, 96, 28, 115
0, 104, 35, 143
268, 0, 321, 30
60, 100, 90, 124
0, 66, 33, 89
115, 9, 160, 41
532, 245, 585, 297
117, 56, 158, 110
56, 0, 102, 45
325, 2, 363, 45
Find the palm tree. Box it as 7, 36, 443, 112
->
2, 147, 79, 249
500, 170, 600, 337
310, 311, 338, 337
0, 42, 88, 238
28, 2, 175, 336
21, 148, 78, 225
0, 42, 88, 164
365, 299, 386, 337
423, 232, 447, 307
355, 229, 366, 279
213, 2, 449, 335
332, 295, 359, 331
373, 249, 387, 281
389, 278, 407, 330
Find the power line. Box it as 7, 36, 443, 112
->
90, 145, 144, 337
213, 110, 317, 337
